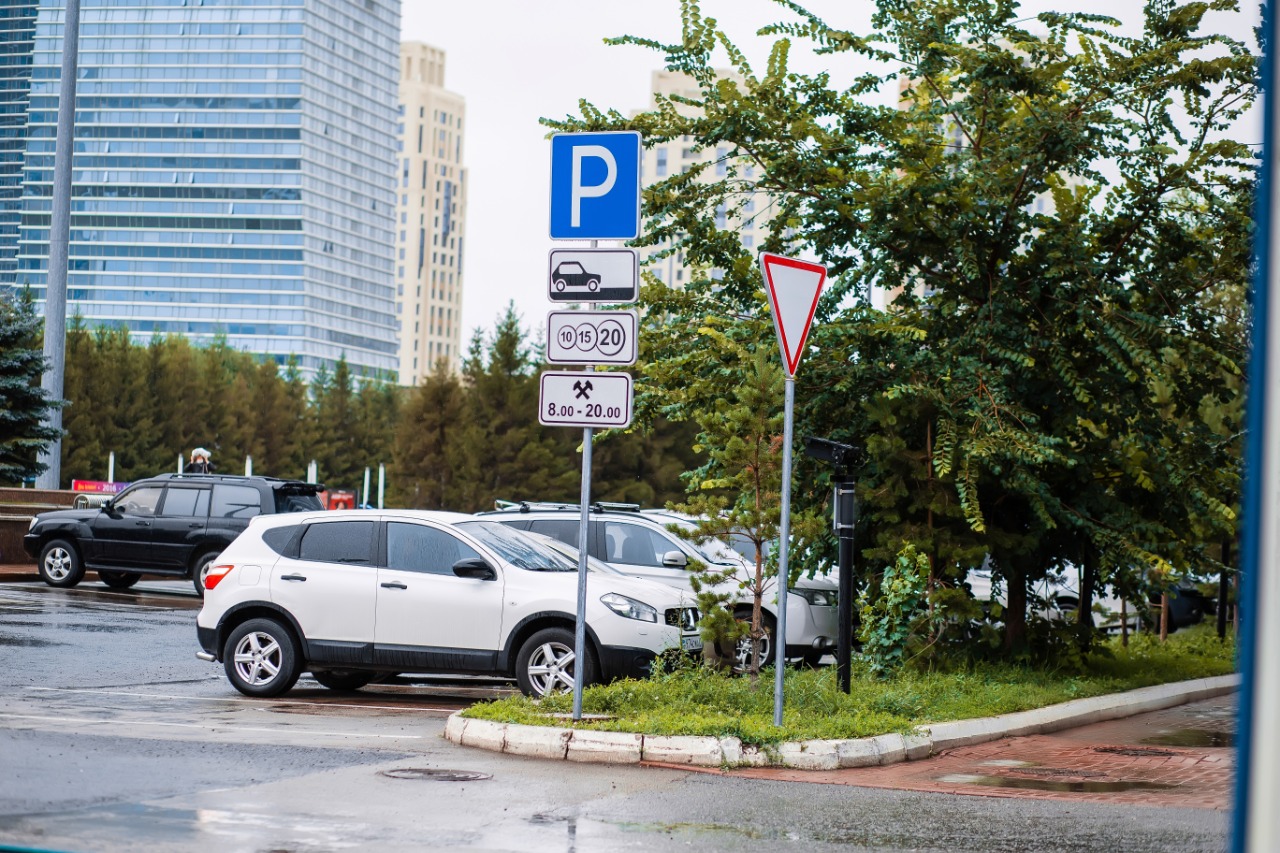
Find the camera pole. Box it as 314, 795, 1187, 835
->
834, 471, 856, 693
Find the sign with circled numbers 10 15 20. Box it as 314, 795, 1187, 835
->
546, 310, 637, 366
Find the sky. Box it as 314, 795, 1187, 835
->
401, 1, 1263, 343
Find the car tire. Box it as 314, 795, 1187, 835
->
223, 618, 302, 698
586, 278, 599, 291
555, 279, 566, 291
515, 626, 597, 698
97, 570, 140, 589
38, 539, 85, 588
726, 610, 775, 673
312, 670, 374, 692
191, 549, 222, 597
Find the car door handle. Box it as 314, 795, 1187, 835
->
280, 574, 307, 582
134, 520, 151, 527
380, 582, 407, 590
188, 522, 202, 528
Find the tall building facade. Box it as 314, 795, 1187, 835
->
637, 70, 771, 287
11, 0, 400, 380
0, 0, 35, 284
394, 41, 465, 383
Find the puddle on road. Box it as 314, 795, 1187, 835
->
938, 773, 1176, 793
1141, 729, 1235, 748
529, 812, 765, 840
0, 634, 62, 647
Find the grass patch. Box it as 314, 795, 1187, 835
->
464, 625, 1236, 745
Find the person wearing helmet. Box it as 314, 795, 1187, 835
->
184, 447, 215, 474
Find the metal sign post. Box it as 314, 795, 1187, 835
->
549, 132, 641, 721
1233, 1, 1280, 846
759, 253, 828, 727
773, 377, 795, 725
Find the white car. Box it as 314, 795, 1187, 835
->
195, 510, 701, 698
479, 502, 838, 667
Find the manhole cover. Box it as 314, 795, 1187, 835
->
1094, 746, 1177, 758
378, 768, 492, 782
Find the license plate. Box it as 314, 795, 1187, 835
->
681, 635, 702, 651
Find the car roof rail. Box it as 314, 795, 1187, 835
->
490, 499, 642, 514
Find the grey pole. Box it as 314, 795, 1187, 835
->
773, 376, 795, 726
572, 424, 592, 720
572, 241, 599, 722
35, 0, 82, 490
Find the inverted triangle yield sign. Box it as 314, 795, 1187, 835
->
760, 252, 827, 377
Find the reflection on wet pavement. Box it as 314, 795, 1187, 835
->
1141, 728, 1236, 748
937, 773, 1176, 793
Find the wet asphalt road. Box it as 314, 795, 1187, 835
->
0, 579, 1229, 853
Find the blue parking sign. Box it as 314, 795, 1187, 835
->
549, 131, 641, 240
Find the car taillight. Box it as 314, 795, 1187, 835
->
204, 564, 236, 591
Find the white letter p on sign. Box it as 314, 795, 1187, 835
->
570, 145, 617, 227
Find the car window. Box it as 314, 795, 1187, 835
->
160, 487, 210, 518
603, 522, 671, 568
211, 484, 262, 519
527, 519, 582, 547
385, 522, 481, 576
298, 521, 374, 565
454, 521, 578, 571
274, 490, 323, 513
115, 485, 164, 517
262, 524, 301, 557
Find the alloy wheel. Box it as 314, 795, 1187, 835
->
525, 640, 576, 697
233, 631, 282, 687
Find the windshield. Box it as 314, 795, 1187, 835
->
454, 521, 579, 571
533, 533, 622, 575
648, 513, 741, 565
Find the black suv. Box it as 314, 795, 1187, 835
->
24, 473, 323, 595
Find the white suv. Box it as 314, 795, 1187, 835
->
478, 502, 838, 666
195, 510, 701, 698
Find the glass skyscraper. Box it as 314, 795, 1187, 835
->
0, 0, 36, 283
10, 0, 400, 379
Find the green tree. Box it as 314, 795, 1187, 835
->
0, 290, 61, 484
393, 359, 467, 508
551, 0, 1255, 659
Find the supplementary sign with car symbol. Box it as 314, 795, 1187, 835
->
546, 310, 637, 365
547, 248, 638, 303
539, 371, 633, 429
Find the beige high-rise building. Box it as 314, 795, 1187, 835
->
637, 71, 773, 286
394, 42, 467, 384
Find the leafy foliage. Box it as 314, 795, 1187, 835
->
546, 0, 1255, 660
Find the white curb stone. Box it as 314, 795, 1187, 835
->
443, 713, 467, 744
459, 718, 506, 752
502, 723, 570, 760
773, 739, 841, 771
867, 733, 907, 765
566, 730, 643, 764
641, 735, 725, 766
836, 738, 882, 768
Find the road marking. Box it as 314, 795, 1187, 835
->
24, 686, 461, 713
0, 712, 426, 739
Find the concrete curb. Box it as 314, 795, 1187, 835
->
443, 673, 1239, 770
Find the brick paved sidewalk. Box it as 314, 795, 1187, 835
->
647, 695, 1236, 810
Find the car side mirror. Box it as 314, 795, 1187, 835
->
661, 550, 688, 568
452, 557, 497, 581
101, 499, 119, 516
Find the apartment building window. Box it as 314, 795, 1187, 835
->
715, 204, 726, 228
716, 147, 727, 175
656, 149, 667, 177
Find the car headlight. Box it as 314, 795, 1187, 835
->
794, 587, 836, 607
599, 592, 658, 623
28, 517, 38, 532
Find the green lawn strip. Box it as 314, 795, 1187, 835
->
464, 625, 1236, 745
